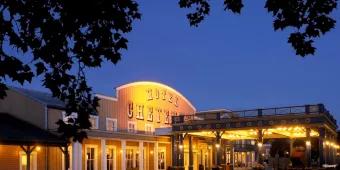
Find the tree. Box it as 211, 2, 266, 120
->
0, 0, 337, 142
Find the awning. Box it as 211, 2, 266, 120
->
0, 113, 67, 146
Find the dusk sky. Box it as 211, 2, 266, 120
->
7, 1, 340, 124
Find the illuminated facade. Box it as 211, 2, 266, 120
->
0, 81, 339, 170
0, 81, 196, 170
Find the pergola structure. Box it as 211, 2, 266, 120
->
171, 104, 338, 169
0, 113, 68, 170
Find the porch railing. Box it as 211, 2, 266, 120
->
172, 104, 336, 126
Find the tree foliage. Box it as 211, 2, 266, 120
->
0, 0, 337, 142
0, 0, 140, 142
179, 0, 337, 56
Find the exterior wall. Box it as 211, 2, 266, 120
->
98, 82, 196, 133
47, 147, 64, 170
47, 108, 64, 130
0, 89, 46, 129
0, 81, 197, 170
0, 145, 48, 170
0, 145, 20, 170
97, 97, 119, 131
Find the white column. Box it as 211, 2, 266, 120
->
154, 142, 158, 170
72, 141, 82, 170
139, 141, 144, 170
101, 139, 107, 170
121, 140, 126, 170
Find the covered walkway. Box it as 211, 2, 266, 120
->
0, 113, 68, 170
170, 104, 338, 170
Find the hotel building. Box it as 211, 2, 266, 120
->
0, 81, 338, 170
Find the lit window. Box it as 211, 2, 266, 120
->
145, 124, 154, 135
158, 149, 166, 170
62, 112, 78, 124
85, 146, 97, 170
147, 107, 153, 122
106, 147, 116, 170
128, 121, 136, 133
89, 115, 99, 129
106, 118, 117, 132
126, 148, 139, 169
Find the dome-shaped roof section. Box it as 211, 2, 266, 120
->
116, 81, 196, 111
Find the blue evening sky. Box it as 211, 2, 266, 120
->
6, 1, 340, 124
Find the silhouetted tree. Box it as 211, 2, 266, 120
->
0, 0, 337, 142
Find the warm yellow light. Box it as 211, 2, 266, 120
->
208, 146, 212, 150
179, 144, 183, 150
215, 144, 220, 148
257, 142, 263, 148
306, 141, 311, 146
150, 151, 154, 154
21, 155, 27, 166
36, 146, 41, 151
326, 141, 330, 146
120, 149, 123, 153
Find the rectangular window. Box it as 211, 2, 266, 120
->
106, 118, 117, 132
145, 124, 153, 135
158, 148, 166, 170
89, 115, 99, 129
20, 151, 37, 170
128, 121, 136, 133
126, 148, 139, 169
106, 147, 116, 170
86, 146, 97, 170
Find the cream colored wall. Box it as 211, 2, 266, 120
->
0, 89, 46, 129
96, 98, 118, 131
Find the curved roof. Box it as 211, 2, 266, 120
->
116, 81, 196, 111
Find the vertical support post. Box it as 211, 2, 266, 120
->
155, 142, 159, 170
215, 131, 222, 167
72, 141, 82, 170
319, 128, 325, 167
305, 128, 311, 167
231, 143, 234, 168
101, 139, 107, 170
27, 146, 31, 170
257, 129, 263, 163
64, 145, 70, 170
290, 138, 295, 157
121, 140, 126, 170
178, 134, 185, 167
189, 135, 193, 170
139, 141, 144, 170
172, 135, 177, 167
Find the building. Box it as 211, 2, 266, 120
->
0, 81, 339, 170
0, 81, 195, 170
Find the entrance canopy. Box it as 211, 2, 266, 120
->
172, 104, 337, 139
0, 113, 66, 146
